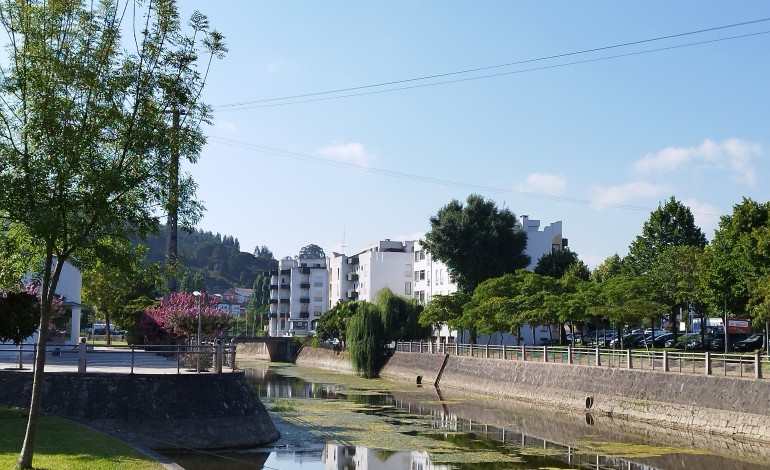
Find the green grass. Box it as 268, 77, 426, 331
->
0, 408, 164, 470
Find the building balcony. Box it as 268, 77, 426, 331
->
300, 267, 311, 274
269, 298, 278, 304
280, 284, 290, 290
299, 311, 310, 319
347, 290, 358, 300
347, 272, 358, 281
270, 284, 278, 290
299, 297, 310, 304
279, 298, 289, 304
280, 269, 291, 274
347, 256, 359, 265
269, 313, 277, 319
300, 282, 311, 289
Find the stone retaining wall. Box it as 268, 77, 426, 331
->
296, 348, 770, 442
0, 371, 279, 450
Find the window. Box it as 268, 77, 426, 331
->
418, 270, 426, 280
404, 282, 412, 295
314, 296, 322, 302
314, 281, 323, 287
405, 264, 412, 276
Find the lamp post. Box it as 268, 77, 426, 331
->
193, 291, 202, 373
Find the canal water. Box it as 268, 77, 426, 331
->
166, 362, 770, 470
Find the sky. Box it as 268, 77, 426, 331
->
176, 1, 770, 269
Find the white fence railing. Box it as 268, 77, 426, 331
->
395, 341, 768, 380
0, 340, 238, 374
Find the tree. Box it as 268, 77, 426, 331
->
422, 194, 530, 294
626, 196, 707, 276
246, 273, 270, 334
418, 291, 471, 339
347, 302, 387, 378
534, 248, 590, 280
373, 288, 430, 342
0, 288, 39, 346
0, 2, 225, 467
142, 292, 232, 342
82, 243, 162, 345
298, 243, 326, 259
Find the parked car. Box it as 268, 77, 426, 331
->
637, 332, 673, 348
732, 333, 764, 352
609, 333, 644, 349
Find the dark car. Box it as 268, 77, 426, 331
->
638, 332, 673, 348
609, 333, 644, 349
733, 334, 764, 352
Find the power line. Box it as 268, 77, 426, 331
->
213, 18, 770, 111
206, 136, 722, 218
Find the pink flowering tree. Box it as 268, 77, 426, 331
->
142, 292, 233, 343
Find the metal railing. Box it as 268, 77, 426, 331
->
0, 340, 238, 375
395, 341, 769, 380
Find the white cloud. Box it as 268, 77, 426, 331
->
634, 138, 761, 186
316, 142, 376, 167
588, 181, 671, 206
515, 173, 566, 196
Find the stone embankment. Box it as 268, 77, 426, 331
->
0, 371, 279, 450
296, 347, 770, 442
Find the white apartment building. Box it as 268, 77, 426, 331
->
328, 240, 416, 307
268, 257, 329, 337
518, 215, 566, 270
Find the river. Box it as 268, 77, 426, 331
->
165, 362, 770, 469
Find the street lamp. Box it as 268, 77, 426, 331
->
193, 291, 203, 373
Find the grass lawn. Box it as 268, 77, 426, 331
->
0, 408, 164, 470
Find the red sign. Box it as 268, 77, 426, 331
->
727, 318, 751, 334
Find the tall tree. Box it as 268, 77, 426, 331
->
298, 243, 326, 259
534, 248, 590, 280
626, 196, 707, 276
0, 1, 225, 467
422, 194, 530, 294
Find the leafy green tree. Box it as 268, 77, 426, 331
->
316, 300, 352, 343
625, 196, 707, 276
422, 194, 530, 294
418, 291, 471, 341
373, 288, 430, 342
82, 243, 162, 345
534, 248, 590, 280
464, 274, 524, 343
347, 302, 387, 378
0, 1, 225, 467
246, 273, 270, 334
591, 254, 624, 283
298, 243, 326, 259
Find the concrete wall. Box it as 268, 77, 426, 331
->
295, 348, 770, 442
237, 338, 294, 362
0, 371, 279, 450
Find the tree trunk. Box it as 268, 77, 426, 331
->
18, 249, 64, 469
105, 310, 112, 346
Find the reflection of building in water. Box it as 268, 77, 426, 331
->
322, 445, 452, 470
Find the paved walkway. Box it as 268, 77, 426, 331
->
0, 345, 236, 374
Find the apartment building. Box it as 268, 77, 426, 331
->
328, 240, 416, 307
268, 257, 328, 337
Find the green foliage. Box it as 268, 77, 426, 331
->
373, 288, 431, 342
534, 248, 590, 280
0, 290, 39, 345
625, 196, 707, 276
138, 227, 278, 292
347, 302, 387, 378
418, 291, 471, 332
316, 300, 352, 342
422, 194, 530, 293
298, 243, 326, 259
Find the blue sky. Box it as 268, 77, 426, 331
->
178, 2, 770, 268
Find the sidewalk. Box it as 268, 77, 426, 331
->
0, 345, 235, 374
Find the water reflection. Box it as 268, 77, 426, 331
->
169, 364, 770, 470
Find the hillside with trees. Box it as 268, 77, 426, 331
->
137, 226, 277, 292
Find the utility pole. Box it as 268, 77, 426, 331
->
166, 109, 181, 297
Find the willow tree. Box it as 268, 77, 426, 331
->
0, 1, 225, 467
347, 302, 387, 378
